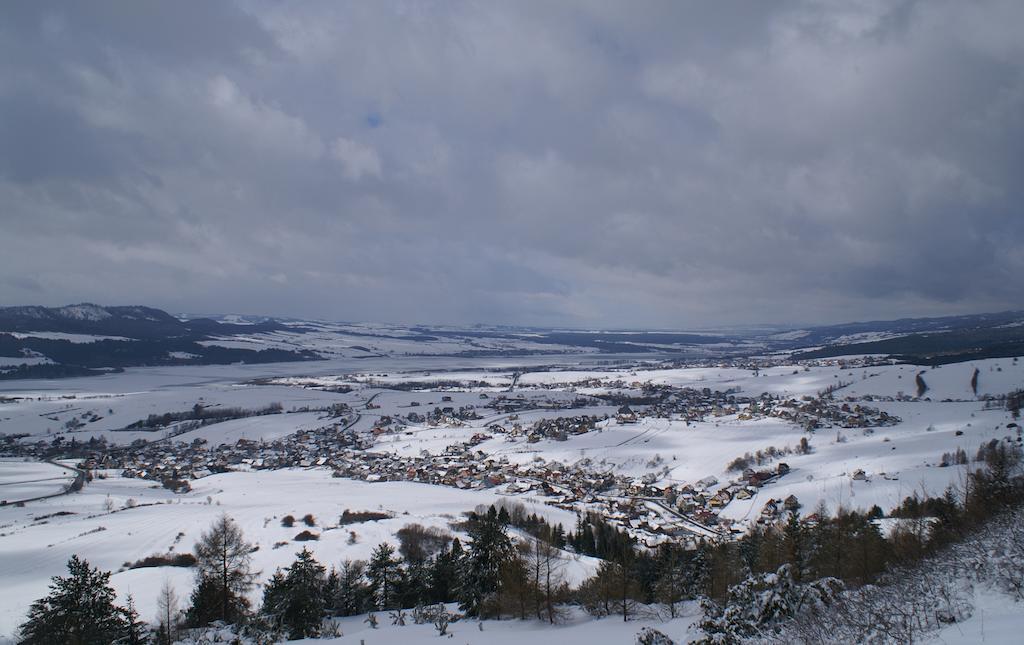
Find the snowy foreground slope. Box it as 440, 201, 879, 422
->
302, 607, 702, 644
1, 354, 1023, 642
0, 470, 588, 640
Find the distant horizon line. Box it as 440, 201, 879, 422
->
2, 301, 1022, 336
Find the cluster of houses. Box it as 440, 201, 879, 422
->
760, 396, 900, 431
54, 417, 765, 543
484, 394, 598, 414
3, 357, 919, 547
521, 415, 601, 442
75, 422, 372, 481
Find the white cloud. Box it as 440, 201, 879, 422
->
330, 136, 382, 181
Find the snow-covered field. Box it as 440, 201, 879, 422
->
0, 459, 75, 504
1, 353, 1022, 642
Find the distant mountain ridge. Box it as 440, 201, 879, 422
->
0, 303, 289, 340
1, 304, 1022, 380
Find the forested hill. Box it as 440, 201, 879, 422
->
0, 304, 319, 379
788, 310, 1024, 365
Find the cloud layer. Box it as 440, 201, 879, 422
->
1, 1, 1022, 327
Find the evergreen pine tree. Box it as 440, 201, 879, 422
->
458, 505, 516, 617
696, 564, 842, 643
430, 541, 460, 603
19, 555, 129, 645
322, 567, 341, 615
333, 560, 369, 616
401, 557, 433, 608
261, 548, 326, 639
121, 594, 147, 645
367, 543, 402, 610
185, 576, 225, 627
653, 544, 688, 618
783, 512, 808, 581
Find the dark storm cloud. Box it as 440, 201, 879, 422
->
1, 0, 1021, 327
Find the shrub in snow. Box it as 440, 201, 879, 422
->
125, 551, 197, 570
696, 564, 842, 643
435, 611, 450, 636
635, 626, 675, 645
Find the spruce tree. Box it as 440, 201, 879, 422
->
458, 505, 515, 616
401, 557, 433, 608
121, 594, 147, 645
430, 541, 460, 603
333, 559, 369, 616
185, 576, 225, 627
262, 548, 326, 639
367, 543, 402, 610
653, 544, 689, 618
322, 567, 341, 614
19, 555, 129, 644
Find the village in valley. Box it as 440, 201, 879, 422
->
1, 331, 1022, 643
7, 352, 1002, 553
0, 298, 1021, 644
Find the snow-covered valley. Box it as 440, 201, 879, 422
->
1, 353, 1022, 643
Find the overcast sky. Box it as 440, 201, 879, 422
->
1, 1, 1022, 328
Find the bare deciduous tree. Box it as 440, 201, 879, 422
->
155, 578, 181, 645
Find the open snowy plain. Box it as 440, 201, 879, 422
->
1, 353, 1022, 642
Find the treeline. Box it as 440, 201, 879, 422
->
794, 324, 1024, 365
0, 362, 115, 380
695, 437, 1024, 642
124, 402, 284, 431
0, 333, 319, 378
